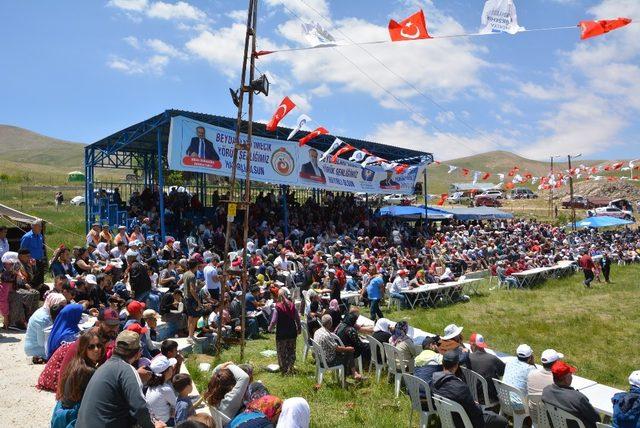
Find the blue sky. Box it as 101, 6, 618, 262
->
1, 0, 638, 160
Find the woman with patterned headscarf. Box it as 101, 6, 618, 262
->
391, 320, 417, 366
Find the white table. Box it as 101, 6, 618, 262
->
401, 279, 480, 309
580, 383, 622, 417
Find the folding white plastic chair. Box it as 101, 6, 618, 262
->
402, 373, 437, 428
527, 394, 550, 428
209, 406, 231, 428
460, 366, 500, 410
365, 334, 386, 382
300, 319, 311, 362
331, 333, 363, 374
493, 378, 529, 428
543, 403, 586, 428
433, 394, 474, 428
383, 342, 403, 397
311, 339, 345, 387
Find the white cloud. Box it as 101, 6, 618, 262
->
123, 36, 140, 49
367, 120, 509, 160
145, 38, 187, 59
108, 0, 148, 12
264, 0, 330, 21
226, 9, 247, 23
310, 83, 331, 97
107, 54, 169, 75
436, 111, 455, 123
147, 1, 206, 21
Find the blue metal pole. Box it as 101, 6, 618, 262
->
157, 128, 166, 241
84, 147, 91, 233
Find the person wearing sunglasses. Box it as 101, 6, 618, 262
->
51, 330, 105, 427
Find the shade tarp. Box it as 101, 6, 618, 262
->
428, 206, 514, 221
571, 216, 634, 228
376, 205, 453, 220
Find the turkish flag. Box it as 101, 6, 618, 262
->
613, 161, 624, 170
299, 127, 329, 147
389, 10, 431, 42
524, 172, 533, 181
461, 168, 470, 176
482, 172, 491, 180
505, 182, 515, 190
580, 18, 632, 40
436, 193, 448, 206
266, 97, 296, 131
395, 164, 410, 174
508, 166, 519, 177
604, 164, 612, 171
331, 144, 355, 163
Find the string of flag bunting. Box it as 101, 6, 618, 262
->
255, 0, 634, 57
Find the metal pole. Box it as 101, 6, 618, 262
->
549, 156, 554, 218
568, 155, 575, 231
423, 168, 428, 223
157, 128, 166, 241
216, 0, 256, 357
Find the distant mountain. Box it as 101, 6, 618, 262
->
0, 125, 84, 168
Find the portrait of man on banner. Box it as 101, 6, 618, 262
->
379, 170, 400, 190
186, 126, 220, 162
299, 148, 326, 183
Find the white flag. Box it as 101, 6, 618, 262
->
362, 155, 385, 168
447, 165, 458, 174
512, 173, 523, 184
287, 114, 311, 141
531, 177, 538, 185
497, 173, 505, 182
319, 138, 343, 162
472, 171, 481, 184
301, 22, 337, 47
349, 150, 368, 163
382, 162, 399, 171
480, 0, 524, 35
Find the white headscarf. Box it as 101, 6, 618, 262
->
96, 242, 109, 259
43, 292, 67, 313
277, 397, 310, 428
373, 318, 395, 334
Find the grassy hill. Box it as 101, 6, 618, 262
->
0, 124, 84, 168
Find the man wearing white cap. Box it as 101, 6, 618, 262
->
612, 370, 640, 426
389, 269, 410, 309
528, 349, 564, 395
502, 344, 536, 410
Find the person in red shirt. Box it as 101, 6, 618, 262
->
578, 250, 595, 288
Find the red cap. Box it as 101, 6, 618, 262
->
126, 323, 148, 335
127, 300, 146, 315
103, 264, 114, 274
469, 333, 488, 348
191, 253, 204, 263
551, 361, 576, 379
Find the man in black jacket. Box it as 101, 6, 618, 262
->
542, 361, 600, 428
432, 350, 508, 428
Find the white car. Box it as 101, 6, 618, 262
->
70, 196, 85, 206
587, 206, 635, 221
382, 193, 417, 205
447, 192, 470, 205
477, 190, 504, 199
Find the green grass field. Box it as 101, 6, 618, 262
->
188, 264, 640, 427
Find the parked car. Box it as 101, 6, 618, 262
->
447, 191, 471, 205
509, 188, 538, 199
382, 193, 417, 206
70, 195, 85, 206
474, 195, 502, 207
70, 189, 115, 206
561, 195, 610, 209
587, 206, 635, 221
477, 190, 504, 199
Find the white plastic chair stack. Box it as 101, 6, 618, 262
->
492, 378, 529, 428
433, 395, 474, 428
365, 335, 386, 382
527, 394, 550, 428
543, 403, 587, 428
310, 339, 345, 387
331, 333, 363, 374
460, 366, 499, 410
402, 373, 437, 428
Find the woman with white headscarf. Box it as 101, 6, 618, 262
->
277, 397, 310, 428
24, 292, 67, 363
95, 242, 110, 261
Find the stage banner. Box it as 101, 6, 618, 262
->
167, 115, 423, 195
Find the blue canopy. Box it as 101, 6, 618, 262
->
572, 216, 634, 228
377, 205, 453, 220
427, 206, 514, 221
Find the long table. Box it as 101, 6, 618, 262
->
400, 279, 481, 309
511, 261, 577, 288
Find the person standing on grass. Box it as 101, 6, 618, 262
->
268, 287, 301, 375
601, 252, 612, 284
183, 259, 202, 342
365, 272, 384, 321
0, 226, 9, 263
579, 249, 595, 288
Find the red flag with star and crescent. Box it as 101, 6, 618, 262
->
580, 18, 632, 40
299, 127, 329, 147
266, 97, 296, 132
389, 10, 431, 42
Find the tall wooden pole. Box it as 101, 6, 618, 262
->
216, 0, 259, 359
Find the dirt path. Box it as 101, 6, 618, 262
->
0, 330, 56, 427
